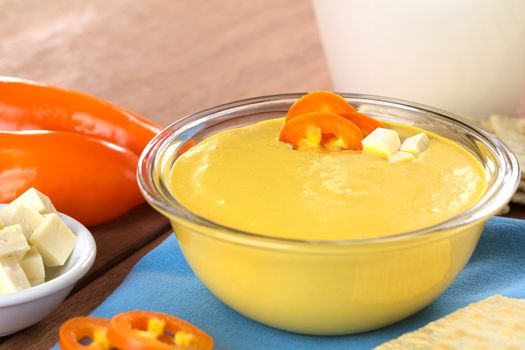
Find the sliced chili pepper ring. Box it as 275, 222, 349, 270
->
279, 112, 363, 150
59, 317, 111, 350
285, 91, 357, 122
107, 310, 213, 350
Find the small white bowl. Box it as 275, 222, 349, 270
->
0, 204, 96, 336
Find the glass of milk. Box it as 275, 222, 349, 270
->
312, 0, 525, 118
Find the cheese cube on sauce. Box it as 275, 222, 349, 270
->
389, 151, 415, 164
400, 132, 430, 156
362, 128, 401, 159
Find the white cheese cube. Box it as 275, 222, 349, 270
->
0, 225, 30, 260
0, 256, 30, 295
362, 128, 401, 159
9, 188, 57, 214
400, 132, 430, 156
0, 216, 3, 229
0, 205, 44, 239
389, 151, 415, 163
29, 213, 77, 267
19, 247, 45, 286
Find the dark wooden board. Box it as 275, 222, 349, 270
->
505, 203, 525, 220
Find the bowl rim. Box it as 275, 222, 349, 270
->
138, 92, 521, 247
0, 205, 96, 307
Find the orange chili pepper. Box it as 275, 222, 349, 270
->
59, 317, 112, 350
0, 131, 143, 226
0, 77, 160, 156
106, 311, 213, 350
339, 111, 384, 136
279, 112, 363, 150
285, 91, 357, 122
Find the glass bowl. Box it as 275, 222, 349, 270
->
138, 93, 520, 335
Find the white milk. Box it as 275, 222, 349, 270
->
313, 0, 525, 118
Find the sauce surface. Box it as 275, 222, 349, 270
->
170, 119, 486, 240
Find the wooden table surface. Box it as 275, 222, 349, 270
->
0, 1, 523, 348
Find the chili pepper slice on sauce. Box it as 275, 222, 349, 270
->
339, 111, 384, 136
106, 311, 213, 350
59, 317, 112, 350
0, 131, 143, 226
285, 90, 357, 122
279, 112, 363, 150
0, 77, 160, 156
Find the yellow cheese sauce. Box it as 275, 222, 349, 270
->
170, 119, 487, 240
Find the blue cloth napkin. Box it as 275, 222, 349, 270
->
52, 216, 525, 350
